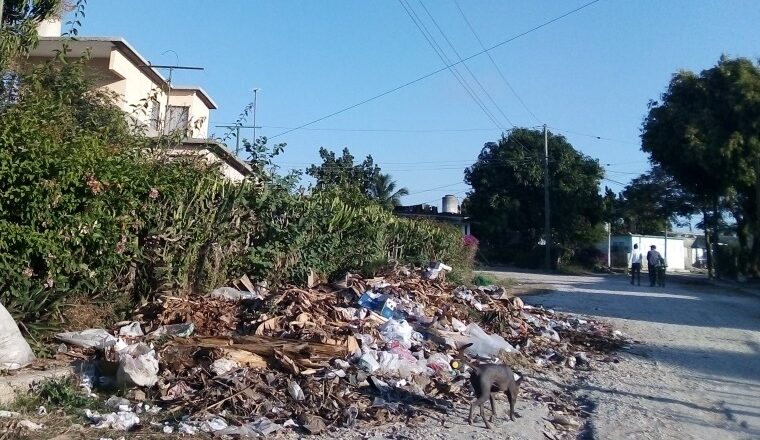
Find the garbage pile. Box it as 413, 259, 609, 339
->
54, 265, 627, 435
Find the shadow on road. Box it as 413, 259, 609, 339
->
524, 276, 760, 332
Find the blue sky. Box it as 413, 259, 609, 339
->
73, 0, 760, 206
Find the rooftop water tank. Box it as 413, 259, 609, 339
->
442, 195, 459, 214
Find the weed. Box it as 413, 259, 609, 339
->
9, 378, 98, 414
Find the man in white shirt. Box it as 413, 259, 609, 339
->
630, 244, 643, 286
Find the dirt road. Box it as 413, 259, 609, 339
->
479, 269, 760, 440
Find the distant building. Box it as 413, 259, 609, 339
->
19, 19, 251, 182
394, 195, 471, 235
600, 234, 687, 271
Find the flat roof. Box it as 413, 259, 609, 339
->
171, 85, 218, 110
33, 37, 217, 109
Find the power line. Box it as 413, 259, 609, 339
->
419, 190, 470, 206
398, 0, 504, 130
602, 177, 627, 187
257, 125, 499, 133
407, 181, 469, 195
605, 169, 643, 175
604, 160, 649, 166
549, 126, 639, 145
454, 0, 543, 125
269, 0, 602, 139
418, 0, 515, 128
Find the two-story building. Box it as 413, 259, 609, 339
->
21, 19, 251, 181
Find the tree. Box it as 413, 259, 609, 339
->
306, 147, 380, 198
641, 56, 760, 276
1, 0, 63, 68
615, 165, 695, 235
370, 173, 408, 208
464, 128, 604, 267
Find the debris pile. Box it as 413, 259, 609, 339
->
53, 265, 627, 435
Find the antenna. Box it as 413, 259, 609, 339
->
140, 56, 204, 136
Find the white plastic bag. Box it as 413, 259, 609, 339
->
116, 343, 159, 387
0, 303, 35, 370
56, 329, 117, 350
462, 323, 515, 357
379, 320, 414, 348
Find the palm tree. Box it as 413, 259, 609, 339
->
371, 173, 409, 208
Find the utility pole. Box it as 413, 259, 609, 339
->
664, 219, 668, 268
252, 88, 259, 142
543, 124, 551, 272
215, 124, 261, 156
606, 222, 611, 268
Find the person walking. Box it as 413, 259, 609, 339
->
630, 244, 643, 286
647, 245, 663, 287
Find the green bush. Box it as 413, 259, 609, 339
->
1, 57, 469, 337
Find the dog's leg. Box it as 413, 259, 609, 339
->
468, 402, 474, 425
480, 401, 491, 429
507, 388, 517, 421
489, 394, 496, 422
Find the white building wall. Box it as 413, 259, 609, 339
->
628, 236, 686, 271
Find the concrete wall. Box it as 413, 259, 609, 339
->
108, 49, 167, 128
166, 148, 246, 182
167, 90, 210, 137
601, 235, 687, 271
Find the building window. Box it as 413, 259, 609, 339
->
150, 99, 161, 131
165, 105, 189, 134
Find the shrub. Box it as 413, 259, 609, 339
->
1, 57, 469, 339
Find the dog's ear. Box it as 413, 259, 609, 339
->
459, 343, 474, 350
515, 372, 525, 386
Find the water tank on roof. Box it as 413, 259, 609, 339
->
442, 195, 459, 214
37, 19, 62, 37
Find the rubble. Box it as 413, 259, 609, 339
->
49, 264, 627, 436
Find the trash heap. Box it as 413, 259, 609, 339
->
54, 265, 627, 436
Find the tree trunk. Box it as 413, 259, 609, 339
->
703, 208, 714, 279
712, 197, 721, 279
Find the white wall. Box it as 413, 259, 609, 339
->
629, 236, 686, 271
167, 90, 210, 137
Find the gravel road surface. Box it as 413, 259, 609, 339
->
478, 269, 760, 440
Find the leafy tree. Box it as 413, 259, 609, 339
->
614, 166, 695, 235
370, 173, 408, 208
642, 56, 760, 276
306, 147, 380, 198
0, 0, 63, 68
464, 128, 604, 267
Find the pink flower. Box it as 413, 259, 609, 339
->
148, 187, 160, 200
22, 267, 34, 278
463, 234, 480, 247
44, 278, 54, 289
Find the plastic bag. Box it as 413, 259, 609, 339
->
56, 328, 117, 350
426, 352, 453, 374
423, 262, 452, 280
462, 323, 515, 357
209, 287, 261, 302
116, 343, 159, 387
358, 352, 380, 373
379, 319, 414, 348
118, 322, 144, 337
0, 303, 35, 370
287, 381, 305, 401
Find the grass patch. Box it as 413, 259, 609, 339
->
472, 273, 518, 287
7, 377, 100, 414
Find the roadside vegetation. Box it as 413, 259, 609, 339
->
0, 54, 472, 345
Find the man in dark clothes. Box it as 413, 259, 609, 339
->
647, 245, 663, 287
